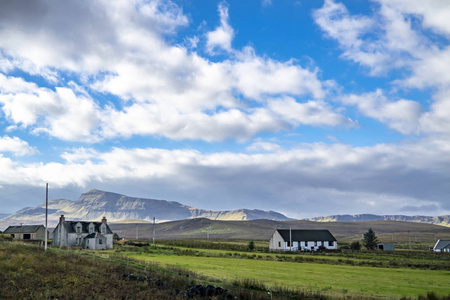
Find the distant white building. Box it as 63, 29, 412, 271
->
433, 240, 450, 253
269, 229, 337, 252
53, 215, 114, 250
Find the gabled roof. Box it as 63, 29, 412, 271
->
275, 229, 336, 241
85, 232, 106, 239
433, 240, 450, 250
62, 221, 113, 234
4, 225, 44, 234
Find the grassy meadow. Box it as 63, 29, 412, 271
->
1, 237, 450, 299
107, 239, 450, 299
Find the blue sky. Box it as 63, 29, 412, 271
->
0, 0, 449, 219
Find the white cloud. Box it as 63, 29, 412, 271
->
0, 75, 100, 142
246, 142, 281, 152
341, 89, 423, 134
0, 136, 36, 156
0, 139, 449, 215
61, 148, 99, 164
0, 0, 188, 76
419, 88, 450, 135
313, 0, 428, 75
269, 97, 355, 128
0, 1, 344, 143
378, 0, 450, 36
401, 47, 450, 89
206, 3, 234, 53
232, 48, 327, 100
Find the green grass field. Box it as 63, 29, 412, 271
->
118, 251, 450, 299
2, 237, 450, 299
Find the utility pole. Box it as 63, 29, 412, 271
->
44, 183, 48, 252
408, 230, 411, 249
289, 226, 292, 251
152, 217, 156, 248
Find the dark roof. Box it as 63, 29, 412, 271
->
434, 240, 450, 250
4, 225, 44, 234
275, 229, 336, 241
85, 232, 106, 239
62, 221, 113, 234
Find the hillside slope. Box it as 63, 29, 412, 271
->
110, 218, 450, 242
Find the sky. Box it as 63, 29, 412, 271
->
0, 0, 449, 219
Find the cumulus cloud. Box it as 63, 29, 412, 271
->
0, 74, 100, 142
0, 1, 344, 143
246, 142, 281, 152
268, 97, 355, 128
0, 136, 36, 156
0, 0, 188, 75
313, 0, 428, 75
340, 89, 423, 134
314, 0, 450, 138
206, 3, 234, 53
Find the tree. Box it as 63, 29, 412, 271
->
363, 228, 379, 250
350, 241, 361, 250
247, 240, 255, 251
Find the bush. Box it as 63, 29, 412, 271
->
350, 241, 361, 250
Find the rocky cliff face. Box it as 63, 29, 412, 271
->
307, 214, 450, 227
0, 189, 293, 229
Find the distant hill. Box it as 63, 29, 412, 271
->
110, 218, 450, 242
0, 189, 293, 230
306, 214, 450, 227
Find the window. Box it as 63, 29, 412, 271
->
329, 241, 334, 246
314, 241, 317, 246
87, 239, 89, 244
305, 241, 308, 246
89, 225, 94, 234
278, 241, 281, 247
287, 241, 290, 247
76, 226, 81, 234
101, 225, 106, 234
99, 239, 103, 244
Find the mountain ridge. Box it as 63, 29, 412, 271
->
0, 189, 293, 230
306, 214, 450, 227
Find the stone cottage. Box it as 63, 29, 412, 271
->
52, 215, 114, 250
3, 225, 47, 241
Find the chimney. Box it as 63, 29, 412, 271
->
60, 215, 65, 223
102, 216, 107, 224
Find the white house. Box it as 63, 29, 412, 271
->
433, 240, 450, 253
52, 215, 114, 250
269, 229, 337, 252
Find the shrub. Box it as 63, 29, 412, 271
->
350, 241, 361, 250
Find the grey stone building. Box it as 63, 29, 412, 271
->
52, 215, 114, 250
3, 225, 47, 241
